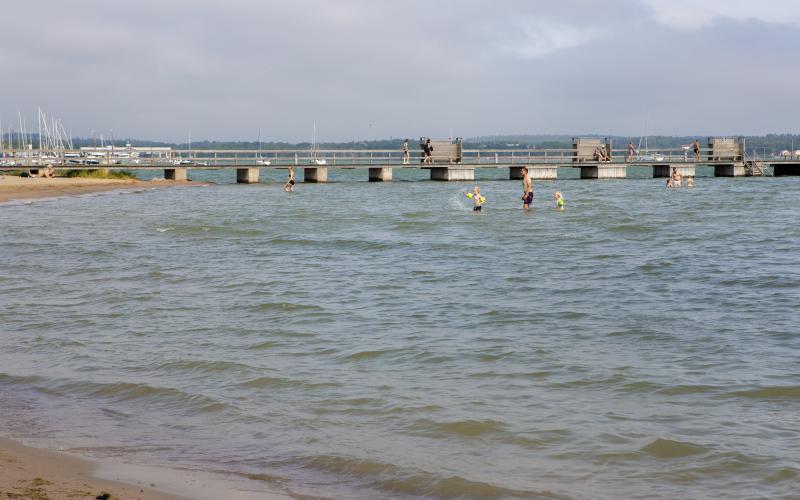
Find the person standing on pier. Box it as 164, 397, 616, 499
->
422, 139, 433, 164
283, 166, 295, 192
402, 140, 410, 165
521, 167, 533, 209
692, 139, 701, 162
627, 142, 635, 162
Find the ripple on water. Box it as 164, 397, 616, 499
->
723, 386, 800, 400
302, 454, 559, 499
640, 438, 711, 459
405, 418, 508, 439
236, 376, 339, 390
41, 380, 232, 415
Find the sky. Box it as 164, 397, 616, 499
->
1, 0, 798, 142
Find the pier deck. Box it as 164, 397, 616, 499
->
4, 140, 800, 182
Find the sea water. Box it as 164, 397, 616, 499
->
1, 169, 798, 498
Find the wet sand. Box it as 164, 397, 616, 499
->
0, 437, 184, 500
0, 176, 190, 203
0, 437, 294, 499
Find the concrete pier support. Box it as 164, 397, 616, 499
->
653, 165, 695, 178
430, 167, 475, 181
508, 165, 558, 181
772, 164, 800, 176
714, 164, 746, 177
531, 167, 558, 180
236, 167, 260, 184
368, 167, 392, 182
304, 167, 328, 183
164, 167, 188, 181
511, 166, 558, 180
580, 165, 626, 179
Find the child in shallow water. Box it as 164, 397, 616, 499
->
554, 191, 565, 210
465, 186, 486, 211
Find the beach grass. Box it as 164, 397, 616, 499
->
60, 169, 137, 180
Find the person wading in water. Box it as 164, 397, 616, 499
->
521, 167, 533, 209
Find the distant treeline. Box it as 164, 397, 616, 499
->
5, 133, 800, 154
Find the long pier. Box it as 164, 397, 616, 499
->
3, 137, 800, 183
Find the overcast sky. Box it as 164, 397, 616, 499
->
1, 0, 798, 142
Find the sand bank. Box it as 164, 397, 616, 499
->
0, 437, 293, 499
0, 176, 192, 204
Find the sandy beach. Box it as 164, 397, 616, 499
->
0, 176, 189, 204
0, 437, 184, 500
0, 437, 295, 500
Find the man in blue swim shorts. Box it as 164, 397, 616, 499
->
521, 167, 533, 209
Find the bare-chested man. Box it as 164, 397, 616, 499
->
521, 166, 533, 209
671, 167, 682, 188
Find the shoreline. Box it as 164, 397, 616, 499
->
0, 436, 184, 500
0, 176, 199, 204
0, 436, 293, 499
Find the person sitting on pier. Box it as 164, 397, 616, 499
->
671, 167, 682, 188
465, 186, 485, 212
402, 140, 410, 165
594, 146, 609, 162
42, 164, 55, 178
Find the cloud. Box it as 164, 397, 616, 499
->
0, 0, 798, 141
646, 0, 800, 29
498, 19, 605, 59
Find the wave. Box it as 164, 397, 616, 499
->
47, 380, 230, 414
249, 302, 324, 313
724, 386, 800, 400
246, 340, 284, 351
303, 454, 559, 499
641, 438, 711, 458
342, 349, 403, 361
237, 376, 339, 390
406, 418, 508, 438
146, 359, 256, 377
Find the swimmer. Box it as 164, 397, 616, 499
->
283, 166, 295, 192
666, 178, 673, 188
686, 177, 695, 188
520, 166, 533, 209
671, 167, 682, 188
465, 186, 486, 212
554, 191, 565, 210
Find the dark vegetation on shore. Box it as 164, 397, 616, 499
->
0, 169, 135, 179
61, 169, 136, 179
